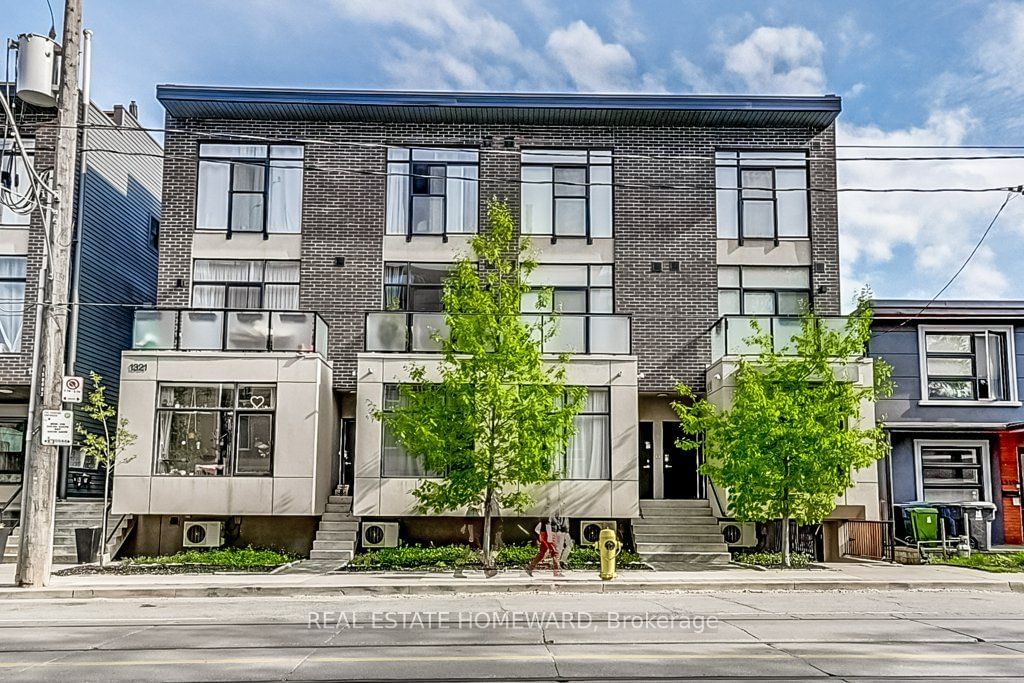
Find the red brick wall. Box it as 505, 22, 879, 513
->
997, 431, 1024, 545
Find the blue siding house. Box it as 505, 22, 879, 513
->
870, 300, 1024, 546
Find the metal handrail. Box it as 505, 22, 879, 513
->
0, 484, 23, 528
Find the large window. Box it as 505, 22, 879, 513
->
920, 327, 1015, 403
192, 259, 300, 310
1, 138, 34, 227
916, 442, 988, 503
155, 384, 275, 477
381, 384, 431, 477
717, 265, 810, 316
522, 265, 614, 313
562, 388, 611, 480
0, 256, 27, 353
0, 420, 26, 483
386, 148, 479, 237
383, 262, 451, 311
380, 385, 610, 480
716, 150, 809, 241
521, 149, 612, 239
196, 143, 303, 235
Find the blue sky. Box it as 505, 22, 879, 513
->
7, 0, 1024, 306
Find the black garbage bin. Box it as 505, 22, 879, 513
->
932, 503, 967, 539
0, 526, 12, 564
960, 502, 997, 550
75, 526, 102, 564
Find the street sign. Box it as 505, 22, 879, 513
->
62, 375, 84, 403
41, 410, 74, 446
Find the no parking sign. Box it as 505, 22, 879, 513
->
62, 375, 84, 403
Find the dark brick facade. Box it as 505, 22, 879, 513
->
159, 115, 839, 393
0, 104, 57, 389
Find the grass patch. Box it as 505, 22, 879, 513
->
347, 543, 645, 571
931, 552, 1024, 573
128, 546, 295, 570
733, 550, 812, 568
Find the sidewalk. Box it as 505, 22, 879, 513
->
0, 561, 1021, 599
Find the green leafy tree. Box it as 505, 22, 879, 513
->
673, 298, 892, 566
376, 200, 585, 569
76, 372, 137, 566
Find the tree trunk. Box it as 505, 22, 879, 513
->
781, 515, 791, 568
481, 488, 494, 570
99, 464, 110, 568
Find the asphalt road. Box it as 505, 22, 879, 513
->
2, 589, 1024, 681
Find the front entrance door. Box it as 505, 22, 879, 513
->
1019, 448, 1024, 541
662, 422, 702, 499
638, 422, 654, 499
339, 418, 356, 493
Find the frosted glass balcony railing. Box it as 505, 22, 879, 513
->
365, 312, 631, 354
132, 309, 328, 354
709, 315, 855, 362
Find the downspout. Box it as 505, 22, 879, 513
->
61, 28, 91, 499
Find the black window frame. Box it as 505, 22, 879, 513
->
918, 444, 986, 502
922, 329, 1011, 402
382, 262, 452, 312
148, 216, 160, 252
715, 149, 810, 245
0, 255, 27, 354
0, 418, 27, 482
195, 142, 305, 240
385, 147, 480, 242
191, 258, 300, 311
153, 383, 276, 478
717, 265, 812, 316
521, 148, 613, 243
523, 264, 615, 315
560, 386, 612, 481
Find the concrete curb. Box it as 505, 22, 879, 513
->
0, 578, 1021, 600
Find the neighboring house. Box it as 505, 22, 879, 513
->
870, 300, 1024, 546
0, 88, 162, 513
113, 86, 866, 561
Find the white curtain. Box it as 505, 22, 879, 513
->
564, 389, 610, 479
385, 163, 409, 234
445, 165, 478, 234
268, 161, 302, 233
196, 161, 230, 230
0, 257, 26, 353
194, 259, 263, 283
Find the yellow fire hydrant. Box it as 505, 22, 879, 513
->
598, 527, 622, 580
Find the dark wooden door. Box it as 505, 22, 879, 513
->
662, 422, 701, 499
638, 422, 654, 499
340, 418, 356, 492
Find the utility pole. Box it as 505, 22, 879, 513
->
15, 0, 83, 588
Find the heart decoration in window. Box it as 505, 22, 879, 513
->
249, 395, 266, 409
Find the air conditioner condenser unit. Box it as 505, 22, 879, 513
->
182, 521, 224, 548
361, 521, 399, 548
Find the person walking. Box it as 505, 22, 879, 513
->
526, 515, 566, 576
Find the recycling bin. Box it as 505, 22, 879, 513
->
959, 501, 997, 551
894, 502, 935, 543
932, 503, 967, 539
907, 507, 940, 543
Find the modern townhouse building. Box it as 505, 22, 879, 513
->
870, 300, 1024, 547
0, 86, 162, 561
113, 86, 876, 563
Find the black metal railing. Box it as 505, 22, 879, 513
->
364, 311, 632, 355
132, 309, 328, 354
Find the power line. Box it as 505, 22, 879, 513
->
875, 190, 1022, 335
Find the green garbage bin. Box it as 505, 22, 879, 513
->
908, 507, 940, 543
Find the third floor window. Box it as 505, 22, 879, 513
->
385, 148, 479, 238
192, 259, 300, 310
196, 143, 303, 236
715, 150, 809, 241
521, 149, 612, 239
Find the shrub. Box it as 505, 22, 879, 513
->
349, 543, 645, 570
129, 546, 294, 569
734, 550, 812, 568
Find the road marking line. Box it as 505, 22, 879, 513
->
1, 650, 1023, 668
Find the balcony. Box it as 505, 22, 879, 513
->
365, 312, 632, 355
711, 315, 852, 362
132, 309, 328, 354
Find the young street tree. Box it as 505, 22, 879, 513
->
673, 301, 892, 566
377, 200, 585, 570
76, 372, 136, 566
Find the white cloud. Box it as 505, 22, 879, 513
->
546, 20, 638, 91
608, 0, 645, 45
838, 108, 1024, 301
972, 1, 1024, 97
722, 26, 826, 94
834, 14, 875, 58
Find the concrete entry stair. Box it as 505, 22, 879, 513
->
3, 500, 132, 565
633, 499, 731, 568
278, 492, 358, 574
